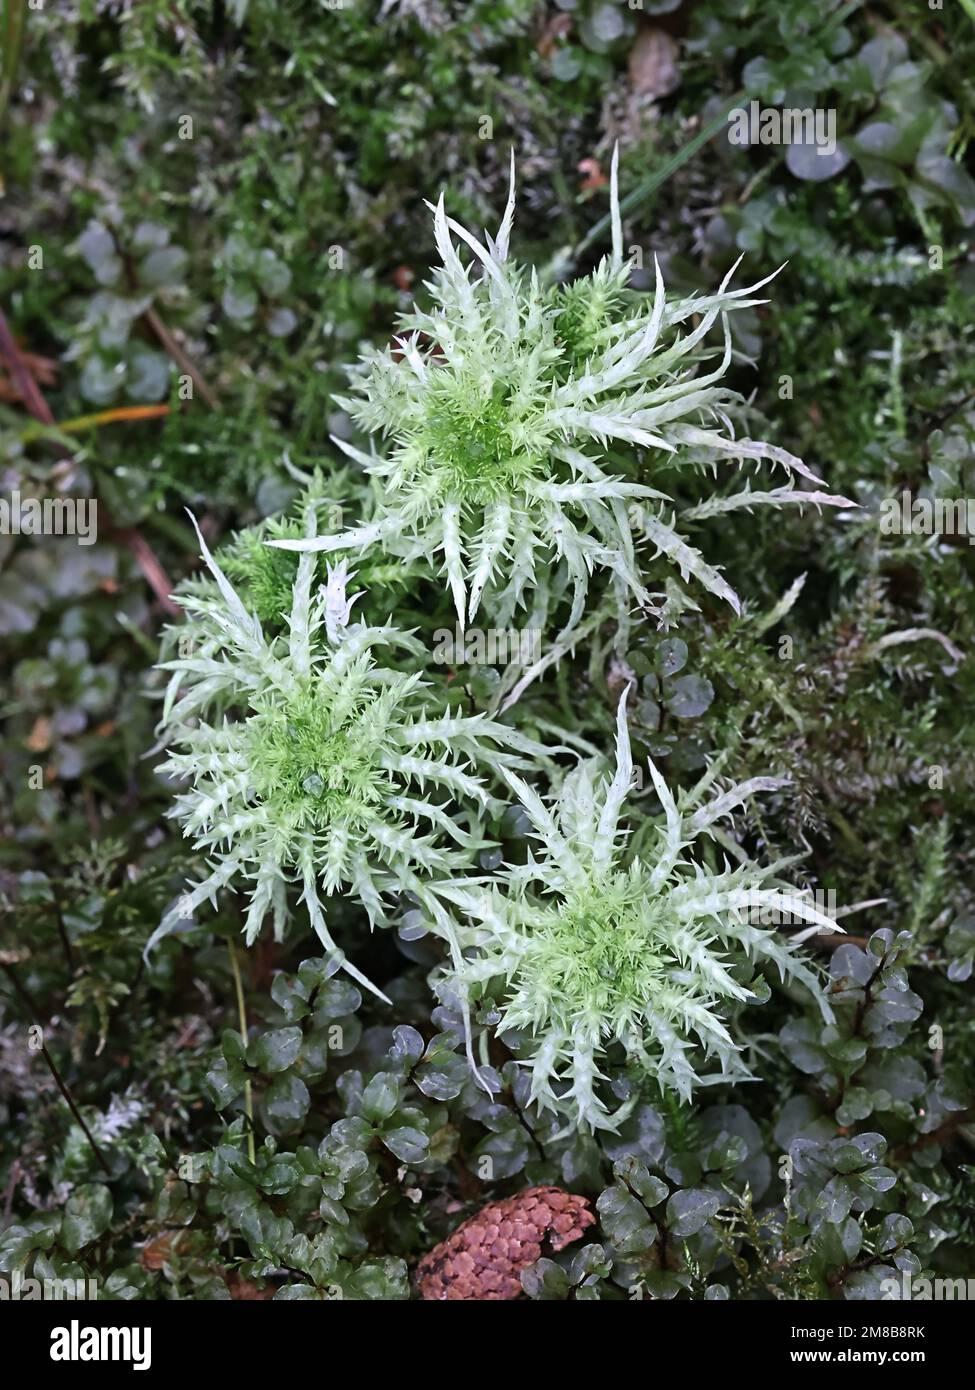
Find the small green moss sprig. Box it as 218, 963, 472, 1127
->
148, 505, 547, 999
207, 470, 428, 630
432, 695, 840, 1131
270, 152, 852, 638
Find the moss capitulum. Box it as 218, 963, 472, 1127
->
414, 377, 542, 506
504, 877, 669, 1023
248, 691, 386, 828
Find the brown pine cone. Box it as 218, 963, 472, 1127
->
415, 1185, 596, 1300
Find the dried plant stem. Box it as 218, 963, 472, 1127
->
0, 304, 181, 616
0, 962, 112, 1177
40, 1043, 113, 1177
143, 305, 219, 410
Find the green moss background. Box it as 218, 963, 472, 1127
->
1, 0, 973, 1300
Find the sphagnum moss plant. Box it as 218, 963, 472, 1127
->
430, 695, 842, 1132
148, 505, 548, 1001
271, 152, 852, 638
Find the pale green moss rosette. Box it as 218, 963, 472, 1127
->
148, 506, 549, 1007
270, 151, 852, 642
432, 694, 841, 1132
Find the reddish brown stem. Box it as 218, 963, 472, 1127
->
0, 304, 182, 616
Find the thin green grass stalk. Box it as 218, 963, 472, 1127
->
0, 0, 27, 131
227, 941, 256, 1166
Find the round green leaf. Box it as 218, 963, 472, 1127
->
60, 1184, 113, 1254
